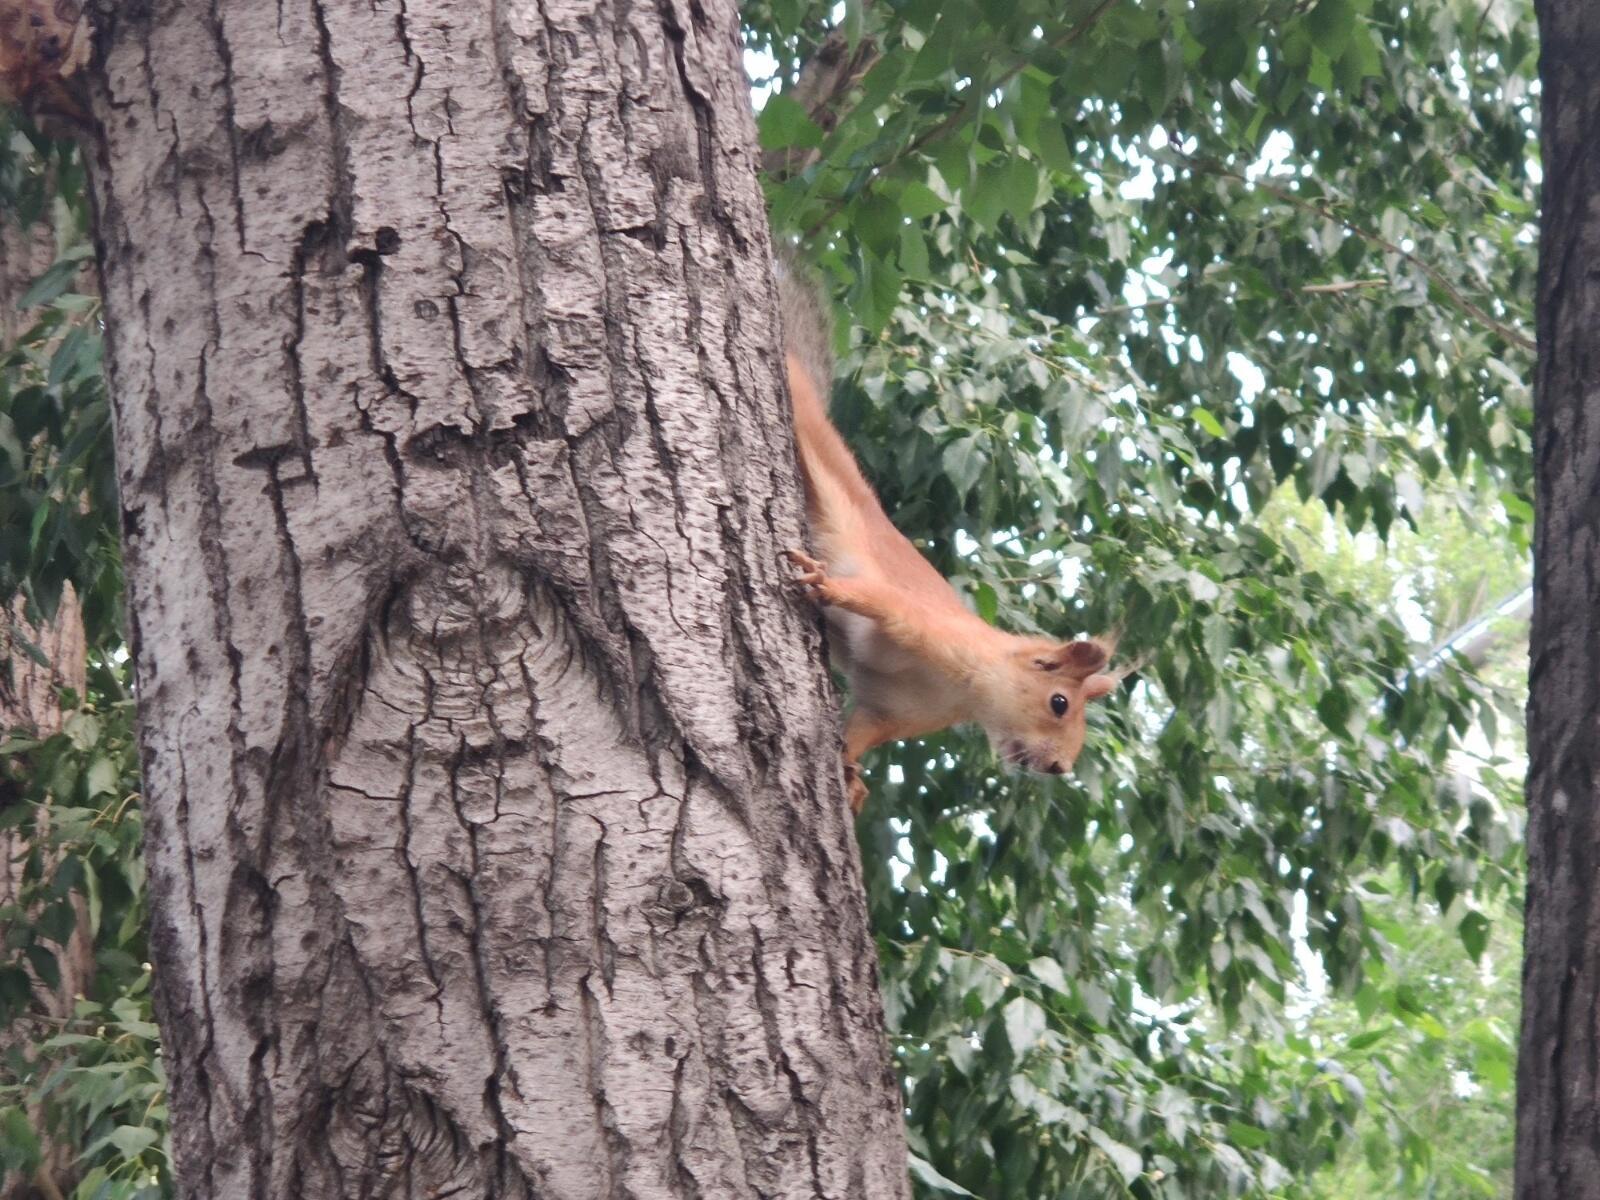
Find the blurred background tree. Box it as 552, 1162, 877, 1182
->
1, 0, 1534, 1196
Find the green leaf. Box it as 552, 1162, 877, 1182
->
65, 711, 102, 751
1186, 569, 1221, 604
1002, 995, 1047, 1057
37, 897, 75, 944
1502, 491, 1534, 525
1193, 408, 1226, 438
999, 156, 1043, 223
0, 1106, 41, 1171
856, 251, 904, 335
942, 433, 986, 500
757, 94, 824, 152
29, 499, 50, 552
1226, 1121, 1272, 1149
1308, 47, 1334, 91
899, 222, 930, 281
1459, 910, 1491, 963
898, 180, 948, 221
1087, 1126, 1142, 1185
973, 581, 998, 624
1305, 0, 1357, 61
908, 1152, 976, 1196
1031, 117, 1076, 176
1028, 956, 1067, 992
854, 193, 902, 256
841, 0, 865, 48
17, 246, 91, 309
87, 754, 120, 798
962, 159, 1008, 232
25, 943, 60, 990
108, 1125, 160, 1158
1345, 1026, 1393, 1051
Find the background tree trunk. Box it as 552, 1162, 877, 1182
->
0, 164, 93, 1200
0, 584, 91, 1200
1516, 3, 1600, 1196
81, 3, 908, 1196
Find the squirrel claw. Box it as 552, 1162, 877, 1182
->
784, 549, 830, 594
844, 762, 868, 814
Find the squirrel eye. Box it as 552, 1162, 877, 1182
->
1050, 693, 1069, 717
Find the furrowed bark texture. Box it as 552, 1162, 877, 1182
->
82, 2, 907, 1196
1517, 3, 1600, 1196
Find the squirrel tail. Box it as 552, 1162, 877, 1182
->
775, 256, 877, 520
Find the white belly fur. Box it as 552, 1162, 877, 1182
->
823, 606, 964, 726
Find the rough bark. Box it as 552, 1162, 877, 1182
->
1516, 2, 1600, 1196
0, 587, 84, 737
81, 2, 907, 1197
0, 191, 58, 347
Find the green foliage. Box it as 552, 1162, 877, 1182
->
0, 117, 165, 1199
1306, 882, 1519, 1199
0, 113, 120, 645
1, 0, 1537, 1194
0, 687, 170, 1200
752, 0, 1533, 1195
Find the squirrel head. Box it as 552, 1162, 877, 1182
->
981, 637, 1119, 778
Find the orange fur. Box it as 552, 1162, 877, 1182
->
782, 315, 1121, 813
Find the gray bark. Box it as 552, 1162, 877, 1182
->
1517, 1, 1600, 1195
81, 2, 908, 1196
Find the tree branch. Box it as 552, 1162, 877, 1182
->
762, 25, 880, 181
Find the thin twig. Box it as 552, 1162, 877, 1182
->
1096, 297, 1178, 317
1300, 277, 1388, 294
1110, 652, 1151, 685
1095, 277, 1382, 318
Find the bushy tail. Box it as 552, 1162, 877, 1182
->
775, 258, 877, 517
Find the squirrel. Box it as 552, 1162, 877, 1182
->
778, 263, 1122, 813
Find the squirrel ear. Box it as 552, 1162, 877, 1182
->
1063, 639, 1110, 678
1035, 639, 1109, 679
1082, 672, 1118, 701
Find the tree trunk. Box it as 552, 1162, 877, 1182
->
1516, 3, 1600, 1196
80, 3, 907, 1196
0, 591, 84, 739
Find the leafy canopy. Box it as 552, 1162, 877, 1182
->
751, 0, 1531, 1195
1, 0, 1535, 1196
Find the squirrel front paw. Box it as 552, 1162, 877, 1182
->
844, 761, 868, 814
784, 549, 838, 605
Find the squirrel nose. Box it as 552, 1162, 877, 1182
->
1047, 761, 1065, 775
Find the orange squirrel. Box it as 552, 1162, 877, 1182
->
779, 266, 1121, 813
